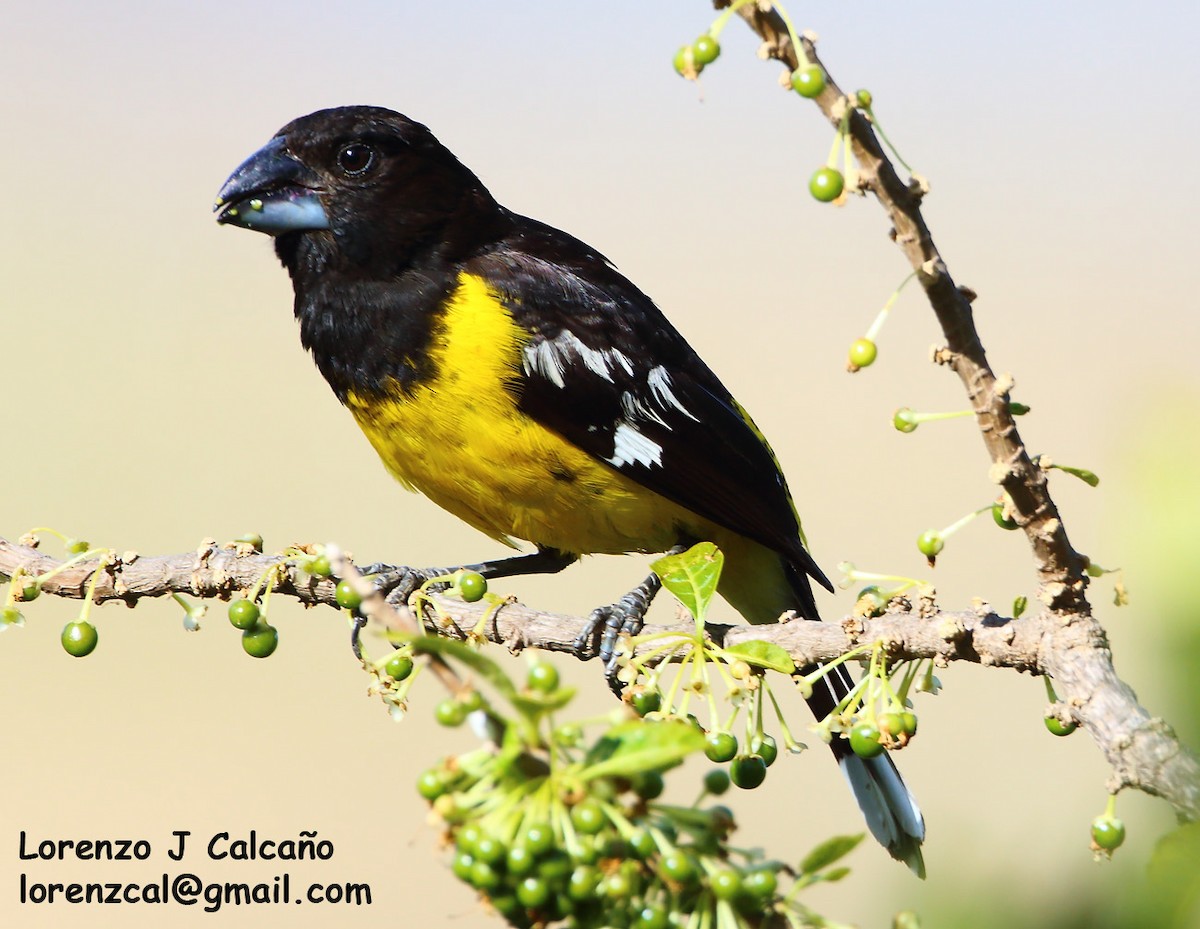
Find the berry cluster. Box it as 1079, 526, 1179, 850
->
414, 654, 855, 929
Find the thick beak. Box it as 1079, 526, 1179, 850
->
214, 136, 330, 235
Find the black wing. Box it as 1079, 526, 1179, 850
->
466, 217, 832, 593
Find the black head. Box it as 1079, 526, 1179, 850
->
215, 105, 507, 277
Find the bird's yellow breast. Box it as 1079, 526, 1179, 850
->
344, 272, 703, 555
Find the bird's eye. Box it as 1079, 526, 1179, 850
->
336, 142, 376, 176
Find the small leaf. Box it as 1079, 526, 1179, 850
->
511, 687, 578, 717
1012, 595, 1028, 619
581, 718, 705, 780
821, 866, 852, 883
799, 833, 864, 874
1052, 463, 1100, 487
723, 640, 794, 674
409, 635, 517, 702
651, 542, 724, 621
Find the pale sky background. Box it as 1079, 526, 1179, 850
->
2, 2, 1198, 927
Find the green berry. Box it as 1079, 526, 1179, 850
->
435, 699, 468, 727
659, 852, 697, 884
66, 538, 89, 555
469, 860, 501, 891
456, 824, 483, 853
570, 799, 606, 835
901, 711, 919, 736
710, 868, 743, 901
241, 621, 279, 658
744, 868, 778, 899
451, 850, 475, 881
809, 166, 845, 202
749, 734, 778, 767
473, 835, 505, 865
568, 865, 600, 900
308, 553, 332, 577
730, 754, 768, 789
601, 869, 634, 900
791, 65, 826, 97
631, 689, 662, 716
848, 338, 877, 369
460, 689, 484, 712
629, 828, 657, 859
537, 852, 574, 884
19, 579, 40, 601
633, 771, 665, 801
1045, 715, 1078, 737
522, 821, 554, 857
527, 661, 559, 693
234, 532, 264, 551
703, 768, 731, 796
516, 876, 551, 909
61, 620, 98, 658
416, 768, 446, 801
227, 598, 260, 630
849, 722, 885, 758
856, 88, 873, 107
458, 570, 487, 602
384, 652, 414, 682
992, 502, 1019, 531
705, 731, 739, 763
636, 904, 670, 929
1091, 816, 1126, 851
693, 35, 720, 65
673, 45, 693, 76
489, 894, 522, 920
878, 712, 905, 738
917, 530, 944, 559
335, 579, 363, 611
893, 407, 919, 433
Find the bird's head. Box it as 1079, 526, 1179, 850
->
214, 106, 501, 273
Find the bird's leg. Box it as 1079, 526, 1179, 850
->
350, 548, 577, 658
574, 545, 687, 692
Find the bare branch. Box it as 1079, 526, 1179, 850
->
722, 2, 1087, 612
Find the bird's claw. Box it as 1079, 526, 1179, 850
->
348, 566, 441, 660
572, 572, 663, 695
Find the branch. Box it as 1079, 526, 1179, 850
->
3, 536, 1196, 819
723, 1, 1086, 613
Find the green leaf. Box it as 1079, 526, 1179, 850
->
1012, 595, 1028, 619
799, 833, 864, 874
820, 866, 851, 883
511, 687, 578, 717
723, 640, 794, 674
1052, 463, 1100, 487
409, 635, 517, 703
651, 542, 724, 621
581, 719, 705, 780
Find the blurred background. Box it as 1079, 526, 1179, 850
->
2, 1, 1198, 926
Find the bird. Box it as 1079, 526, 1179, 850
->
214, 105, 924, 874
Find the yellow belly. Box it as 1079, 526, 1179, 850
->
346, 272, 702, 555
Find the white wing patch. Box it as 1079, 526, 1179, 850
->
606, 422, 663, 469
520, 333, 693, 473
522, 330, 633, 386
647, 365, 698, 421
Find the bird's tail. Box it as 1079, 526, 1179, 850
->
804, 657, 926, 878
715, 541, 926, 875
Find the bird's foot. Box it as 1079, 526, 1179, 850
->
573, 571, 663, 695
348, 565, 444, 660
